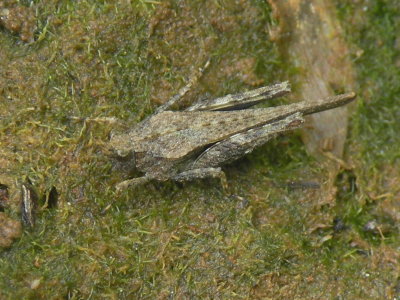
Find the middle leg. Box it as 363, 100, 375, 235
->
172, 167, 228, 191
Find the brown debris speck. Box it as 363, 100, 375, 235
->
221, 57, 264, 86
0, 0, 36, 43
21, 182, 38, 228
0, 212, 22, 248
0, 184, 9, 211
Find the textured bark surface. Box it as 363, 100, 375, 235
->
268, 0, 355, 159
267, 0, 356, 205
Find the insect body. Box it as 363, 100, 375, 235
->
110, 81, 355, 190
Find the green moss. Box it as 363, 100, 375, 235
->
0, 0, 399, 298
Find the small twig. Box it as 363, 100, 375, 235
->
68, 116, 120, 124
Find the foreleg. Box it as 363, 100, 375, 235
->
115, 176, 150, 192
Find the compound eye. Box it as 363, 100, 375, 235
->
109, 133, 133, 158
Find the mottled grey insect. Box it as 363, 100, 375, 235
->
110, 74, 356, 190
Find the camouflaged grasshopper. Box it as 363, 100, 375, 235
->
109, 65, 356, 190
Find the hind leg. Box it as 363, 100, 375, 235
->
154, 59, 210, 114
192, 112, 305, 169
186, 81, 290, 112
